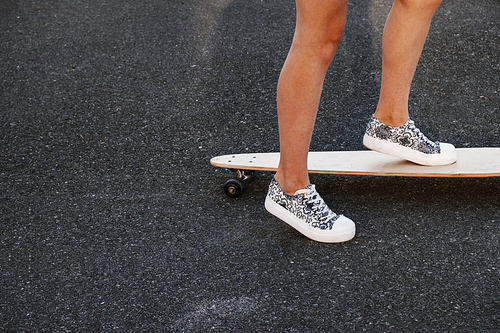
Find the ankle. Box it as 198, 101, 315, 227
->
373, 111, 408, 128
274, 173, 310, 196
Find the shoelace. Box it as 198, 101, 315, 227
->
295, 188, 336, 222
406, 120, 436, 147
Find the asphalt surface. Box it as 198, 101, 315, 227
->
1, 0, 499, 331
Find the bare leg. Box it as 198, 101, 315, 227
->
374, 0, 443, 127
275, 0, 349, 195
363, 0, 455, 166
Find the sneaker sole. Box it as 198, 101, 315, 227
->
265, 196, 355, 243
363, 134, 457, 166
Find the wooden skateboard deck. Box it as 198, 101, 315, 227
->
211, 148, 500, 178
211, 148, 500, 197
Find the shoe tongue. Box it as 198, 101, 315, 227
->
294, 184, 315, 196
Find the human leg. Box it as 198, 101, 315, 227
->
266, 0, 355, 243
275, 0, 349, 195
375, 0, 443, 126
364, 0, 456, 166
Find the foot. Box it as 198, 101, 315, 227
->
265, 177, 356, 243
363, 115, 457, 166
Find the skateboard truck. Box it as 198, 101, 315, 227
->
224, 169, 254, 198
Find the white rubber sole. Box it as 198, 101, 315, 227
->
265, 196, 356, 243
363, 134, 457, 166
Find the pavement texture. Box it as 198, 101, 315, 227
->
1, 0, 499, 331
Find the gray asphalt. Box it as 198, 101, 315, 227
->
1, 0, 499, 332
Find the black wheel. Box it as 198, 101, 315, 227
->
224, 179, 243, 198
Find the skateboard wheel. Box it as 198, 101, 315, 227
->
224, 179, 243, 198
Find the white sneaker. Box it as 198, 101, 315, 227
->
265, 178, 356, 243
363, 115, 457, 166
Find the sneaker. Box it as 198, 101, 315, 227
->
265, 177, 356, 243
363, 115, 457, 166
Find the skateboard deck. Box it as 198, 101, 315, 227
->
211, 148, 500, 197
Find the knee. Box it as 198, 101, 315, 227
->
396, 0, 442, 12
291, 30, 344, 68
313, 36, 343, 67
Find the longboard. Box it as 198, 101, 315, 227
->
210, 148, 500, 197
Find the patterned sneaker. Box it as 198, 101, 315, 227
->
363, 115, 457, 166
265, 177, 355, 243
